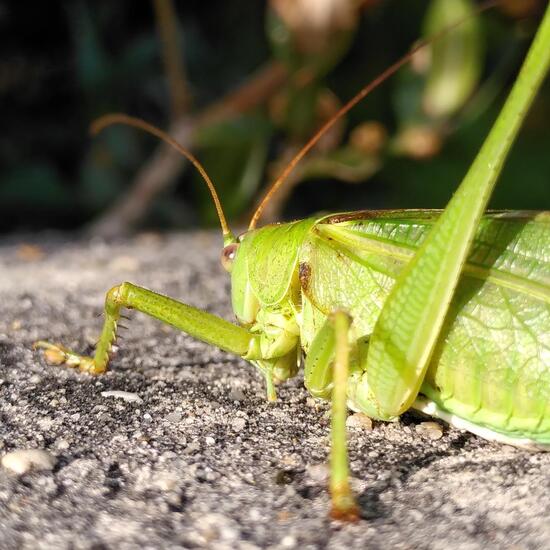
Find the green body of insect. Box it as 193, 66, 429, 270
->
236, 209, 549, 445
36, 5, 550, 520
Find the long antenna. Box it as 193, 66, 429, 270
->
91, 113, 234, 242
248, 0, 500, 230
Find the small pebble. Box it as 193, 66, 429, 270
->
184, 442, 200, 455
55, 439, 70, 451
231, 417, 246, 432
165, 412, 182, 423
280, 535, 297, 548
415, 421, 443, 440
151, 471, 179, 492
205, 436, 216, 446
346, 413, 373, 430
229, 387, 245, 402
306, 463, 329, 484
101, 390, 143, 403
1, 449, 56, 475
38, 417, 54, 431
16, 244, 45, 262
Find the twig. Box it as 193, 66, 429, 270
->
153, 0, 191, 118
87, 61, 287, 238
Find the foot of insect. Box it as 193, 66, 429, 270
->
35, 285, 127, 375
33, 341, 102, 374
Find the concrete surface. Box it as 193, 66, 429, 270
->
1, 232, 549, 550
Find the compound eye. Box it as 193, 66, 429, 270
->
221, 243, 239, 272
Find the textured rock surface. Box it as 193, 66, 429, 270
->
1, 232, 549, 549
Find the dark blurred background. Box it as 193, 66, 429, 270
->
1, 0, 549, 237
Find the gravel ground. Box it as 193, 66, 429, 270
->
1, 231, 550, 550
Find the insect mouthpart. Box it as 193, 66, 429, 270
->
221, 242, 239, 272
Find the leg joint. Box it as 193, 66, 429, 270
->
105, 282, 130, 311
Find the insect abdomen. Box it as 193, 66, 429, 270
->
424, 213, 550, 441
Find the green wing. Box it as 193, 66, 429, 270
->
301, 211, 550, 436
319, 210, 549, 289
303, 210, 549, 325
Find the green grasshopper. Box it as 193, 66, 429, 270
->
36, 6, 550, 520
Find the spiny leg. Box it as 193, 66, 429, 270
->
329, 311, 359, 521
36, 282, 257, 376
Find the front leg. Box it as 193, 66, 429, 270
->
36, 282, 258, 375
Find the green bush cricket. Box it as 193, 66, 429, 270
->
36, 4, 550, 520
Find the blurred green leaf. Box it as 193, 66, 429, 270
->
79, 154, 126, 211
0, 164, 69, 206
423, 0, 484, 119
192, 115, 273, 223
393, 69, 427, 127
68, 1, 112, 95
299, 147, 381, 183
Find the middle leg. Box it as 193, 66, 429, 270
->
304, 311, 360, 520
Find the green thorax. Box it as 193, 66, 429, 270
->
231, 217, 317, 324
230, 217, 318, 387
